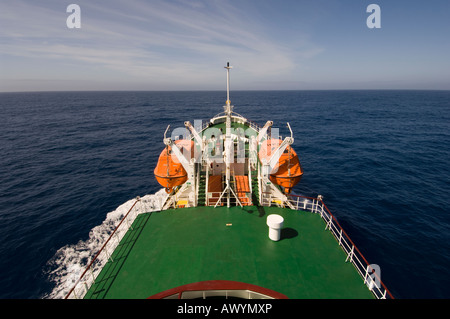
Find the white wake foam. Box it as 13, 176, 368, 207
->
44, 189, 168, 299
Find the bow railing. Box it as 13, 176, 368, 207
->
287, 194, 394, 299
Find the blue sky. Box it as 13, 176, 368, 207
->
1, 0, 449, 91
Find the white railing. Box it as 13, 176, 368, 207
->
246, 119, 261, 132
206, 191, 250, 207
65, 197, 143, 299
287, 194, 394, 299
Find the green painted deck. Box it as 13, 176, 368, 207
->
85, 205, 374, 299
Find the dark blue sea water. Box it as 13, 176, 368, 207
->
0, 90, 449, 299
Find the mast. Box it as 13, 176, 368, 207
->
225, 62, 232, 108
218, 62, 241, 207
224, 62, 232, 207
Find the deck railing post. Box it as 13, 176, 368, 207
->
346, 245, 354, 263
325, 216, 332, 230
364, 265, 370, 285
104, 245, 113, 263
318, 195, 324, 214
126, 214, 132, 230
115, 232, 120, 245
89, 260, 95, 282
73, 287, 79, 299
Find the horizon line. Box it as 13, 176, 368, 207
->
2, 88, 450, 94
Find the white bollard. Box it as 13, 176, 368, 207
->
266, 214, 284, 241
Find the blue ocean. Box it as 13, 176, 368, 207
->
0, 90, 449, 299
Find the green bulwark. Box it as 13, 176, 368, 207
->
85, 206, 374, 299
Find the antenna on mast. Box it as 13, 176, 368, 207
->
224, 62, 232, 106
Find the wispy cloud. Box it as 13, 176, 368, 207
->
2, 1, 449, 91
0, 0, 322, 90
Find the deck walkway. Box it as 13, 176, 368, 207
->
235, 175, 251, 206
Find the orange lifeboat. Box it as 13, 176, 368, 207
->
258, 139, 303, 194
154, 140, 194, 193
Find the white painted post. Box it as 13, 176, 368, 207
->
346, 245, 354, 263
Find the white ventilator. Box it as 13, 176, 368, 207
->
266, 214, 284, 241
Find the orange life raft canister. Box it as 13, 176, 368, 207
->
258, 138, 303, 194
154, 140, 194, 193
